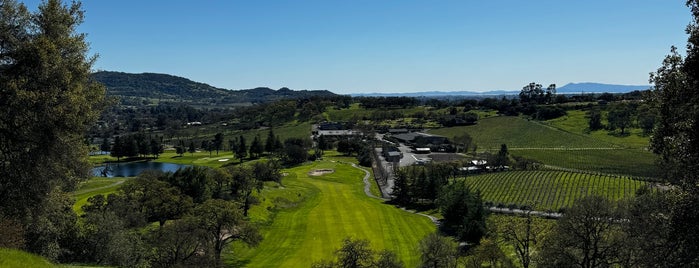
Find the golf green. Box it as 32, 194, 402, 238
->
229, 160, 436, 267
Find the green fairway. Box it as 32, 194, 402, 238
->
72, 177, 127, 214
228, 160, 435, 267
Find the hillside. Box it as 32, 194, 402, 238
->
92, 71, 337, 105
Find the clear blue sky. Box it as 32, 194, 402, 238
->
24, 1, 692, 93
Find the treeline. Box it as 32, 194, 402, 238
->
72, 162, 281, 267
232, 95, 352, 129
109, 133, 164, 160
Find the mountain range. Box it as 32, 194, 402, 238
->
351, 83, 651, 97
92, 71, 652, 103
91, 71, 337, 105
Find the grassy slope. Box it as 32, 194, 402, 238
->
0, 248, 55, 268
464, 171, 646, 210
545, 110, 650, 149
72, 177, 127, 214
429, 116, 617, 150
228, 160, 435, 267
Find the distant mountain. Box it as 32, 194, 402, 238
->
351, 82, 651, 97
91, 71, 337, 105
351, 90, 519, 97
556, 82, 651, 94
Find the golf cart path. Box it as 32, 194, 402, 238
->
349, 163, 440, 225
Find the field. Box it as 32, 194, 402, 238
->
227, 159, 435, 267
545, 110, 650, 149
429, 116, 618, 150
463, 171, 647, 211
429, 115, 661, 179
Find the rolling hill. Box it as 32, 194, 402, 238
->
91, 71, 337, 105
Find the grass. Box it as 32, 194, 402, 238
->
0, 248, 55, 268
227, 159, 435, 267
72, 177, 127, 214
462, 170, 647, 211
545, 110, 650, 149
428, 116, 617, 151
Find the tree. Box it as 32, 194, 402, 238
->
188, 140, 196, 156
149, 138, 163, 158
494, 144, 510, 168
391, 168, 412, 206
0, 0, 105, 257
453, 133, 473, 153
418, 233, 458, 268
283, 137, 310, 165
312, 238, 404, 268
111, 136, 124, 161
606, 102, 634, 135
175, 140, 185, 156
536, 195, 623, 268
166, 166, 212, 204
235, 135, 248, 162
191, 199, 261, 265
249, 134, 264, 159
336, 237, 374, 268
100, 136, 111, 153
228, 165, 262, 216
497, 211, 551, 268
265, 127, 280, 153
586, 108, 603, 131
119, 176, 193, 227
437, 181, 486, 243
212, 132, 224, 155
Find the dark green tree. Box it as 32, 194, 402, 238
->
111, 136, 124, 161
249, 134, 264, 159
437, 181, 486, 243
0, 0, 105, 257
607, 102, 634, 135
212, 132, 224, 155
100, 136, 111, 153
235, 135, 248, 162
586, 108, 603, 131
188, 140, 196, 156
494, 143, 510, 168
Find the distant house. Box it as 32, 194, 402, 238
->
386, 151, 402, 162
392, 132, 450, 148
312, 122, 358, 138
388, 128, 409, 134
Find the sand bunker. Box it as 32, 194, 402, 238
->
218, 159, 229, 162
308, 169, 335, 176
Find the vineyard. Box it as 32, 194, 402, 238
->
462, 170, 647, 211
511, 148, 660, 179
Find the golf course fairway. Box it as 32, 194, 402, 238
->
228, 160, 436, 267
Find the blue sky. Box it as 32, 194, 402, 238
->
24, 1, 692, 93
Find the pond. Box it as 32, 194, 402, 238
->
92, 162, 190, 177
